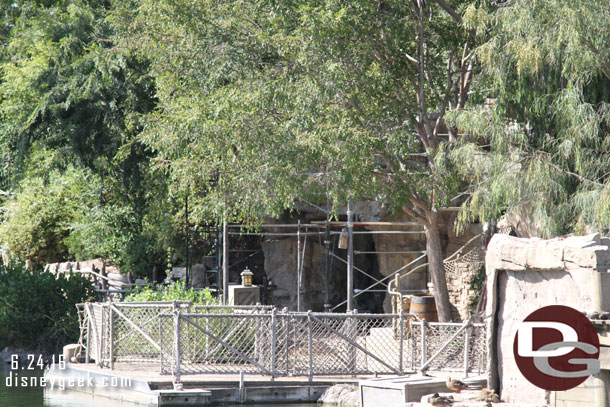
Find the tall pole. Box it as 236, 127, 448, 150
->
324, 219, 330, 311
297, 220, 301, 312
222, 219, 229, 304
346, 200, 354, 311
184, 193, 189, 287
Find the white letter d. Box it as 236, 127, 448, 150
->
517, 322, 578, 357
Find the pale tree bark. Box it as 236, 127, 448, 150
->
425, 209, 452, 322
408, 0, 473, 322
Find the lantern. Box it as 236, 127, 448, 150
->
338, 227, 348, 249
241, 267, 254, 286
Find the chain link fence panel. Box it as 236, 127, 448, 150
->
78, 302, 487, 378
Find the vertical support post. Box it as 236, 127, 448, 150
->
108, 299, 114, 370
270, 309, 277, 380
159, 314, 164, 373
463, 320, 471, 378
420, 319, 427, 371
307, 311, 313, 381
285, 314, 290, 375
324, 219, 331, 310
350, 311, 357, 374
173, 301, 182, 385
239, 370, 245, 403
297, 220, 301, 312
205, 307, 210, 361
85, 309, 91, 364
346, 200, 354, 311
222, 220, 229, 304
185, 193, 189, 288
101, 263, 107, 291
98, 305, 104, 367
399, 310, 404, 374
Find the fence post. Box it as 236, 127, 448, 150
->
205, 307, 210, 362
307, 311, 313, 382
173, 301, 182, 386
285, 311, 290, 375
108, 298, 114, 370
399, 310, 404, 375
85, 308, 91, 364
159, 314, 164, 373
420, 318, 426, 371
270, 308, 277, 380
463, 320, 471, 378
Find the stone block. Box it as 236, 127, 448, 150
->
228, 285, 260, 305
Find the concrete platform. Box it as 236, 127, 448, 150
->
45, 362, 364, 406
360, 374, 487, 407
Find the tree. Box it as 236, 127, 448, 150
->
0, 163, 95, 266
0, 1, 175, 275
120, 0, 480, 320
451, 0, 610, 236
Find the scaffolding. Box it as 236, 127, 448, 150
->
183, 205, 428, 313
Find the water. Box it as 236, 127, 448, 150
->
1, 367, 315, 407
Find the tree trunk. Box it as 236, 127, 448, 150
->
425, 209, 453, 322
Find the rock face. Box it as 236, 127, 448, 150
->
318, 384, 360, 407
261, 207, 482, 313
485, 233, 610, 405
262, 226, 379, 311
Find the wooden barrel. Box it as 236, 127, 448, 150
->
409, 295, 438, 322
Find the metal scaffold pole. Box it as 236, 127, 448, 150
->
297, 220, 301, 312
346, 200, 354, 312
222, 219, 229, 304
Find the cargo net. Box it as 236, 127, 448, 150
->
175, 313, 274, 375
410, 322, 487, 374
83, 303, 109, 366
443, 234, 485, 277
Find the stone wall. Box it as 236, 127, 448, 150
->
485, 233, 610, 406
445, 261, 481, 321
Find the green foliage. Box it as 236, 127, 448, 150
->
468, 264, 485, 313
124, 281, 217, 305
452, 0, 610, 236
0, 0, 167, 278
0, 262, 94, 352
0, 162, 98, 266
117, 0, 475, 222
0, 0, 156, 172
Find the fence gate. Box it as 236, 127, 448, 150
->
168, 312, 274, 377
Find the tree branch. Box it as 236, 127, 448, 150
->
432, 0, 462, 23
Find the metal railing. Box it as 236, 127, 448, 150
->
77, 301, 486, 381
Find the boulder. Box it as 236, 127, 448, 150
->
190, 263, 207, 288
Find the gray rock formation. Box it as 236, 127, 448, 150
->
485, 233, 610, 405
318, 384, 360, 406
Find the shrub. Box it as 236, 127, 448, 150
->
0, 262, 94, 352
124, 281, 217, 304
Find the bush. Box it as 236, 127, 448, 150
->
124, 281, 217, 304
0, 165, 98, 267
0, 262, 94, 352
